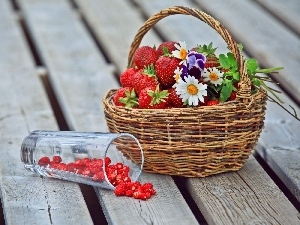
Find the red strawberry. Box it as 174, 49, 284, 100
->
132, 65, 159, 95
164, 89, 173, 107
155, 56, 181, 88
138, 86, 168, 109
199, 95, 209, 106
206, 99, 219, 106
168, 88, 184, 108
120, 68, 139, 88
229, 91, 237, 101
133, 46, 158, 69
233, 82, 239, 90
157, 41, 178, 56
205, 54, 220, 68
112, 87, 138, 108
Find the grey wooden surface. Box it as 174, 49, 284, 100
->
0, 0, 299, 224
0, 0, 94, 224
16, 0, 199, 224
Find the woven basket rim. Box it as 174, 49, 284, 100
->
103, 88, 267, 113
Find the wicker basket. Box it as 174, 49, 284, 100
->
102, 6, 267, 177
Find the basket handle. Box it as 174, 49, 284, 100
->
127, 6, 251, 98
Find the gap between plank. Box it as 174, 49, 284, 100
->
173, 176, 208, 225
253, 151, 300, 212
0, 199, 5, 225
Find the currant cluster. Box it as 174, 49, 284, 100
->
38, 156, 156, 200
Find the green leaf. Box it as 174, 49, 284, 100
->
227, 53, 237, 70
246, 58, 258, 73
219, 80, 233, 102
219, 54, 231, 69
252, 78, 261, 87
209, 83, 222, 93
232, 72, 240, 81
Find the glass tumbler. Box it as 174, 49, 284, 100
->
21, 130, 144, 190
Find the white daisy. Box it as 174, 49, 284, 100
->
175, 75, 207, 106
173, 67, 183, 83
202, 67, 224, 86
172, 41, 188, 64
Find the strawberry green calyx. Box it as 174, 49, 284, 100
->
162, 46, 173, 57
143, 64, 157, 78
194, 42, 217, 57
147, 85, 169, 106
119, 89, 138, 108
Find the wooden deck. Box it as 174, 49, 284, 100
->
0, 0, 299, 224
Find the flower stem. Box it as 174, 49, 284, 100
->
255, 67, 284, 74
260, 81, 284, 104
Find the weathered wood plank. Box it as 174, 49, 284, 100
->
254, 0, 300, 36
194, 0, 300, 106
186, 155, 300, 225
255, 80, 300, 203
18, 0, 200, 224
0, 0, 93, 224
256, 123, 300, 202
75, 0, 162, 73
17, 0, 118, 132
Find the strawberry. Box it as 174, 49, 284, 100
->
157, 41, 178, 57
112, 87, 138, 108
206, 99, 219, 106
229, 91, 237, 101
138, 86, 168, 109
132, 65, 159, 95
155, 56, 181, 88
120, 67, 140, 88
168, 88, 185, 108
205, 54, 220, 69
164, 88, 173, 107
199, 95, 209, 106
133, 46, 158, 70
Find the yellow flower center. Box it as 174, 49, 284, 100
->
180, 49, 187, 60
187, 84, 198, 95
174, 74, 180, 82
209, 72, 219, 81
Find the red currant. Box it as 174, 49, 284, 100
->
125, 189, 133, 197
52, 156, 62, 163
104, 157, 111, 166
38, 156, 50, 166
